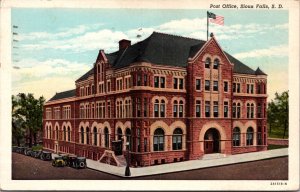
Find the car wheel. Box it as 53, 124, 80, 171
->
79, 162, 85, 168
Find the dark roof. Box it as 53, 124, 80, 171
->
76, 32, 263, 82
255, 67, 267, 75
76, 68, 94, 82
48, 89, 76, 102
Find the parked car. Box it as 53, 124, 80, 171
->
66, 155, 78, 167
24, 148, 33, 156
31, 150, 42, 159
74, 157, 87, 169
17, 147, 25, 154
52, 156, 66, 167
40, 151, 52, 161
59, 154, 69, 164
12, 146, 18, 152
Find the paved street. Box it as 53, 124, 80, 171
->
12, 152, 288, 180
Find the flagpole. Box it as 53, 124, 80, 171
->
207, 11, 209, 41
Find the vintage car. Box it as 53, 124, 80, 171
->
73, 157, 87, 169
16, 147, 25, 154
59, 154, 69, 163
12, 146, 18, 152
52, 156, 66, 167
31, 150, 42, 158
66, 155, 78, 167
24, 148, 32, 156
40, 151, 52, 161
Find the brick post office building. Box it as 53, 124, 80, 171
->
43, 32, 268, 167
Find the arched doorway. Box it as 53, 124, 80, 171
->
204, 128, 220, 154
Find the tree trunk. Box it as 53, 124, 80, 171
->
283, 121, 287, 139
34, 132, 37, 146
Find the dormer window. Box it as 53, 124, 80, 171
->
205, 58, 211, 68
213, 59, 219, 69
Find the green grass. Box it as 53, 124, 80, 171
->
268, 125, 288, 139
32, 144, 43, 151
268, 144, 288, 150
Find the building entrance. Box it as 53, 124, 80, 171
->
204, 128, 220, 154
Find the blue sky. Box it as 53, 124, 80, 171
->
11, 8, 288, 101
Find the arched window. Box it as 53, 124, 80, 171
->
237, 103, 241, 118
104, 127, 109, 148
126, 128, 131, 151
86, 127, 90, 145
153, 128, 164, 151
213, 59, 219, 69
49, 126, 52, 139
55, 126, 59, 140
247, 103, 250, 118
46, 126, 48, 138
232, 103, 236, 118
173, 100, 178, 117
251, 103, 254, 118
93, 127, 97, 145
246, 127, 254, 145
232, 127, 240, 146
205, 58, 211, 68
179, 100, 184, 117
172, 128, 183, 150
80, 127, 84, 144
160, 100, 165, 117
154, 99, 159, 117
117, 128, 122, 141
63, 126, 66, 141
67, 126, 71, 142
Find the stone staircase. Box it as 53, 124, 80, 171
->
200, 153, 228, 160
115, 155, 127, 167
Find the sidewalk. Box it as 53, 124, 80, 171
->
53, 148, 288, 178
87, 148, 288, 178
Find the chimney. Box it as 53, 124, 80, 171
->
119, 39, 131, 50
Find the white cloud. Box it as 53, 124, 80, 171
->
233, 44, 288, 59
12, 58, 90, 83
12, 76, 76, 101
19, 23, 103, 41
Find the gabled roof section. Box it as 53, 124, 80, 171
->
224, 52, 256, 75
75, 68, 94, 83
48, 89, 76, 102
255, 67, 267, 75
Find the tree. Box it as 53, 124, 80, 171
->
12, 93, 45, 147
267, 91, 289, 139
12, 95, 25, 146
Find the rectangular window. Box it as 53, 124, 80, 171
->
154, 76, 159, 88
144, 98, 148, 117
237, 83, 241, 93
144, 74, 148, 86
205, 101, 210, 117
233, 83, 236, 92
137, 74, 142, 86
213, 81, 218, 91
179, 78, 184, 89
224, 81, 228, 92
247, 84, 250, 93
196, 100, 201, 117
213, 101, 218, 117
173, 78, 178, 89
250, 84, 254, 94
257, 84, 261, 94
107, 101, 111, 118
160, 77, 165, 88
196, 79, 201, 91
107, 81, 111, 92
224, 101, 228, 118
137, 98, 141, 117
205, 80, 210, 91
144, 138, 147, 152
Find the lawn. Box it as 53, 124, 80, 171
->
268, 125, 288, 139
268, 144, 288, 150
